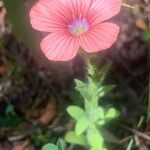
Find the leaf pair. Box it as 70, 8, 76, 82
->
75, 79, 116, 106
67, 106, 89, 135
42, 139, 66, 150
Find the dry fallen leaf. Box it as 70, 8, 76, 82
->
37, 98, 57, 125
0, 64, 10, 76
12, 140, 31, 150
135, 19, 148, 30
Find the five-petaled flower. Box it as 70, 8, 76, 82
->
30, 0, 121, 61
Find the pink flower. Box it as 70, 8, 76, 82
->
30, 0, 121, 61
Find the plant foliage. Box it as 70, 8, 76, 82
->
65, 62, 118, 150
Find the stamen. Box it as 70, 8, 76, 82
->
68, 18, 89, 36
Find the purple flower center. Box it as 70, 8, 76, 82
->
68, 19, 89, 36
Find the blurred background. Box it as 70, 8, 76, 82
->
0, 0, 149, 149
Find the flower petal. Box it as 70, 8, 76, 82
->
30, 0, 69, 32
80, 22, 120, 53
60, 0, 93, 18
40, 32, 79, 61
89, 0, 121, 26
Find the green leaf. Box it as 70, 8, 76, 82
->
87, 61, 112, 84
96, 120, 105, 126
67, 106, 85, 121
98, 85, 116, 98
87, 61, 96, 77
88, 80, 100, 101
87, 131, 104, 150
42, 143, 58, 150
126, 139, 134, 150
65, 131, 88, 146
75, 79, 86, 91
105, 108, 118, 119
97, 107, 105, 119
5, 104, 15, 116
75, 79, 100, 103
75, 117, 89, 135
94, 62, 112, 84
57, 138, 67, 150
88, 107, 104, 123
142, 30, 150, 42
75, 79, 116, 105
75, 79, 90, 101
0, 104, 24, 128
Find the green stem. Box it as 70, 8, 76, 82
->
126, 116, 144, 150
147, 74, 150, 121
147, 40, 150, 121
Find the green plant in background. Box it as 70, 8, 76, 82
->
42, 138, 67, 150
143, 29, 150, 121
65, 62, 118, 150
126, 116, 145, 150
32, 128, 57, 148
0, 104, 24, 127
142, 30, 150, 42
